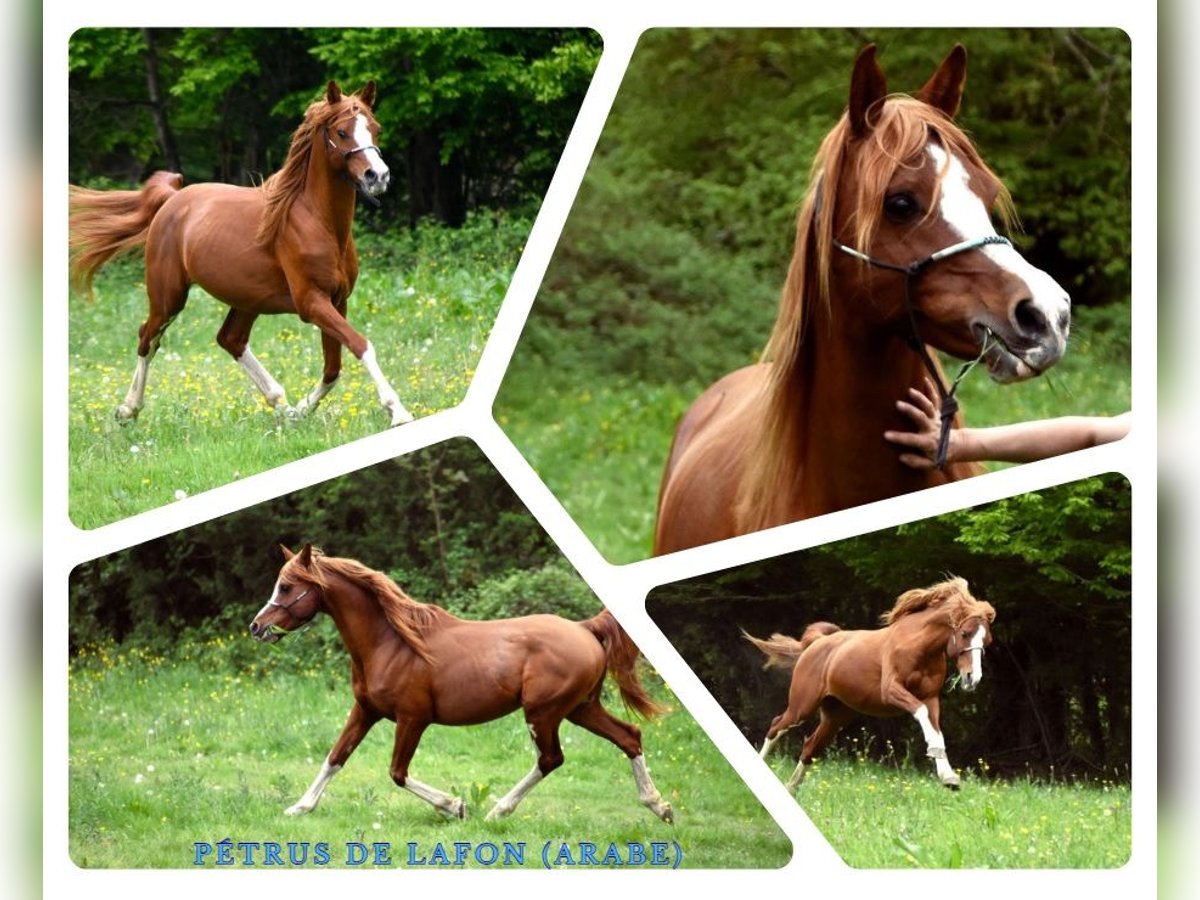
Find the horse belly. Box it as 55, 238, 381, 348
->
169, 186, 295, 312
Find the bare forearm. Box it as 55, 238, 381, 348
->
951, 413, 1130, 464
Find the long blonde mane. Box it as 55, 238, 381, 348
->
255, 93, 374, 247
881, 575, 996, 627
286, 549, 451, 663
736, 95, 1014, 532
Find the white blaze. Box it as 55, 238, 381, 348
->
929, 143, 1069, 334
352, 113, 388, 180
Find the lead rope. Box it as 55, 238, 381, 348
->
834, 233, 1011, 469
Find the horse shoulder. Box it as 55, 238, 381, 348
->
654, 365, 769, 554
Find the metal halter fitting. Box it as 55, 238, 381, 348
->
833, 232, 1012, 469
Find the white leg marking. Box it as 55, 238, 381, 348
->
631, 754, 673, 822
360, 341, 412, 426
485, 764, 544, 821
785, 758, 806, 789
403, 776, 465, 818
286, 756, 342, 815
295, 374, 338, 416
117, 353, 152, 421
236, 346, 289, 411
760, 733, 780, 760
913, 704, 959, 786
930, 144, 1070, 360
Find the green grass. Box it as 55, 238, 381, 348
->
770, 754, 1130, 868
68, 636, 791, 869
496, 303, 1131, 564
69, 220, 523, 529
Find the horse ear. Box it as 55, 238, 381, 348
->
298, 543, 314, 568
325, 81, 343, 104
279, 544, 294, 561
359, 81, 377, 109
917, 44, 967, 119
848, 43, 888, 138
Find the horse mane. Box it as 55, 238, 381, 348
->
736, 95, 1013, 532
255, 93, 371, 247
287, 549, 451, 663
881, 575, 996, 627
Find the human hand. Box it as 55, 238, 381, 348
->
883, 377, 947, 469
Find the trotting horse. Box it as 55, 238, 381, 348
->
69, 82, 412, 427
745, 576, 995, 789
249, 544, 674, 823
653, 45, 1071, 554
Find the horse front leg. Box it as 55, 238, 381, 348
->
287, 701, 380, 815
883, 679, 960, 789
299, 293, 412, 427
486, 714, 565, 821
390, 718, 465, 818
916, 696, 960, 788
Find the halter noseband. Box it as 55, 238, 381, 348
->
267, 585, 315, 623
832, 232, 1012, 469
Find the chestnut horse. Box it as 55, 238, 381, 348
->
69, 82, 411, 427
654, 45, 1071, 554
745, 576, 995, 789
249, 544, 674, 823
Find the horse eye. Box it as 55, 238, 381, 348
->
279, 583, 292, 593
884, 192, 920, 222
337, 129, 348, 139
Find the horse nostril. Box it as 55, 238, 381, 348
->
249, 621, 260, 636
1013, 298, 1049, 337
363, 169, 377, 183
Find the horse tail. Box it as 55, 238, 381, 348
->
743, 621, 841, 669
69, 170, 183, 295
582, 610, 666, 718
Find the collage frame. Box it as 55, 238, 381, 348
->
45, 3, 1165, 899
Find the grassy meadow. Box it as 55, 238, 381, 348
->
68, 634, 792, 869
68, 218, 524, 529
496, 302, 1132, 564
767, 753, 1130, 869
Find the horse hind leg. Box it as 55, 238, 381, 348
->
786, 702, 854, 790
116, 266, 188, 422
565, 700, 673, 823
215, 309, 292, 416
485, 716, 565, 821
294, 330, 342, 416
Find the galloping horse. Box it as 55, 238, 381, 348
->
654, 45, 1071, 554
745, 576, 995, 789
69, 82, 411, 427
249, 544, 674, 823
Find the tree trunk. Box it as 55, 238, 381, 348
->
141, 28, 182, 174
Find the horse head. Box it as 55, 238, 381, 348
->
249, 543, 324, 642
821, 44, 1070, 383
948, 604, 996, 691
322, 81, 390, 202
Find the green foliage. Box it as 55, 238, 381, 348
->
647, 475, 1131, 780
69, 27, 599, 223
69, 440, 581, 653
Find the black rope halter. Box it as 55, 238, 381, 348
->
832, 233, 1010, 468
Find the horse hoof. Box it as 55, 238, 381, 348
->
484, 804, 509, 822
388, 407, 414, 428
114, 405, 139, 423
942, 775, 962, 790
660, 804, 675, 825
284, 803, 312, 816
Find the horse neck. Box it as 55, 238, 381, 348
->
304, 142, 358, 245
319, 574, 408, 666
790, 290, 951, 514
893, 607, 954, 660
